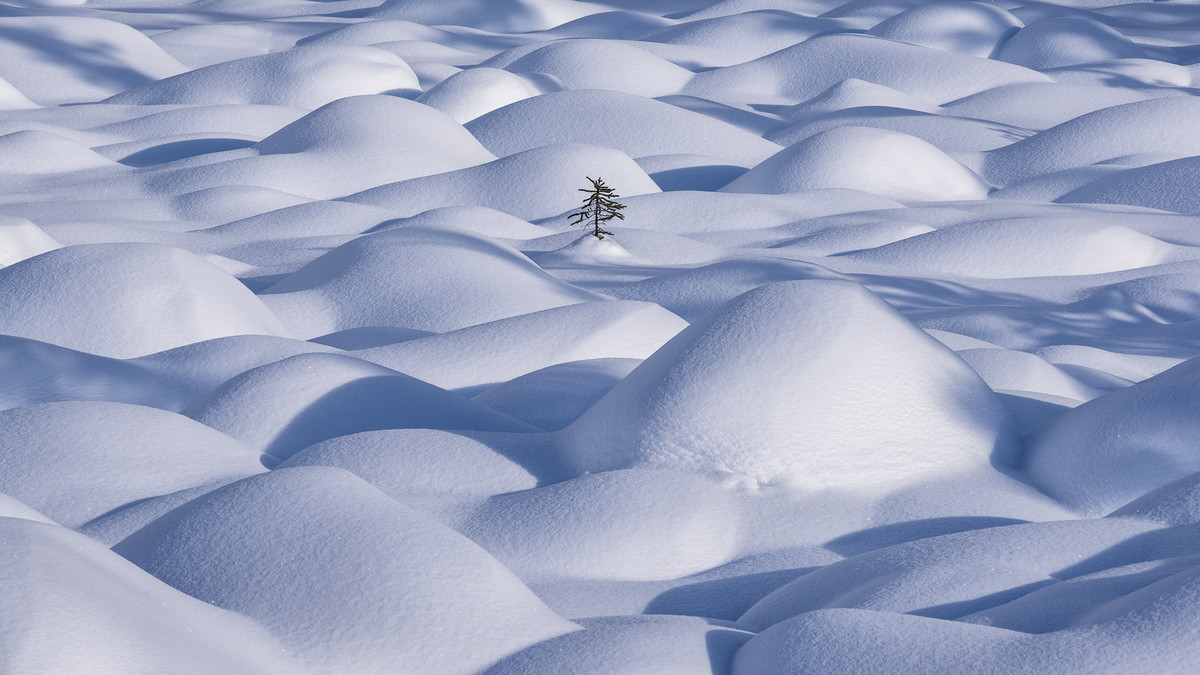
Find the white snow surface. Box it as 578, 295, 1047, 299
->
3, 0, 1200, 672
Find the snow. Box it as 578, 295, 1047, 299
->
6, 0, 1200, 671
564, 280, 1017, 489
722, 126, 992, 201
113, 466, 579, 673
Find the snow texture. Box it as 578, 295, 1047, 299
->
4, 0, 1200, 671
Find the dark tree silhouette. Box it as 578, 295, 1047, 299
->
569, 176, 625, 240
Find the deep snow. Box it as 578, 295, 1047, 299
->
3, 0, 1200, 672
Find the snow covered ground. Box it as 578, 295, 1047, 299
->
2, 0, 1200, 671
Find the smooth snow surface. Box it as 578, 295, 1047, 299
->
5, 0, 1200, 672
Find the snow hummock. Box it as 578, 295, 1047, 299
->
1025, 357, 1200, 516
564, 280, 1017, 490
259, 227, 600, 336
114, 467, 579, 673
0, 243, 288, 358
723, 126, 991, 201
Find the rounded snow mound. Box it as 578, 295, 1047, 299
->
185, 352, 535, 461
982, 97, 1200, 188
785, 78, 943, 118
845, 217, 1178, 279
740, 518, 1153, 628
0, 215, 60, 266
371, 0, 604, 32
504, 39, 693, 98
114, 467, 578, 673
1025, 357, 1200, 516
1111, 471, 1200, 526
466, 89, 782, 167
156, 94, 498, 199
723, 127, 990, 202
997, 16, 1147, 70
685, 33, 1048, 106
281, 428, 541, 513
0, 16, 186, 105
0, 129, 122, 175
564, 280, 1016, 490
473, 357, 641, 431
256, 95, 477, 156
868, 1, 1022, 58
461, 468, 743, 581
347, 143, 659, 221
0, 243, 289, 358
1060, 156, 1200, 216
417, 67, 544, 124
352, 299, 686, 392
0, 519, 297, 674
107, 45, 419, 109
260, 227, 600, 336
645, 11, 846, 63
0, 401, 266, 528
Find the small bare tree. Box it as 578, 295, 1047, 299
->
569, 176, 625, 240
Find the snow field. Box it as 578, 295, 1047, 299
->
2, 0, 1200, 672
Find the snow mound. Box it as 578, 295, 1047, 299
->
845, 217, 1178, 279
371, 0, 605, 32
0, 16, 186, 105
0, 216, 60, 266
0, 518, 296, 674
685, 33, 1048, 105
461, 468, 743, 581
982, 97, 1200, 187
956, 347, 1100, 402
1111, 471, 1200, 526
503, 39, 693, 98
487, 615, 753, 674
354, 299, 685, 391
736, 530, 1200, 672
740, 518, 1155, 627
0, 243, 289, 358
1060, 156, 1200, 215
148, 95, 496, 199
0, 401, 265, 528
466, 89, 782, 166
472, 358, 641, 431
867, 1, 1022, 58
645, 11, 845, 63
185, 352, 535, 461
280, 428, 541, 516
722, 127, 990, 202
260, 227, 600, 336
784, 78, 943, 118
108, 45, 419, 109
1025, 357, 1200, 516
564, 280, 1016, 489
0, 129, 122, 175
997, 16, 1147, 70
417, 67, 544, 124
942, 81, 1147, 131
114, 467, 578, 673
347, 143, 659, 221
